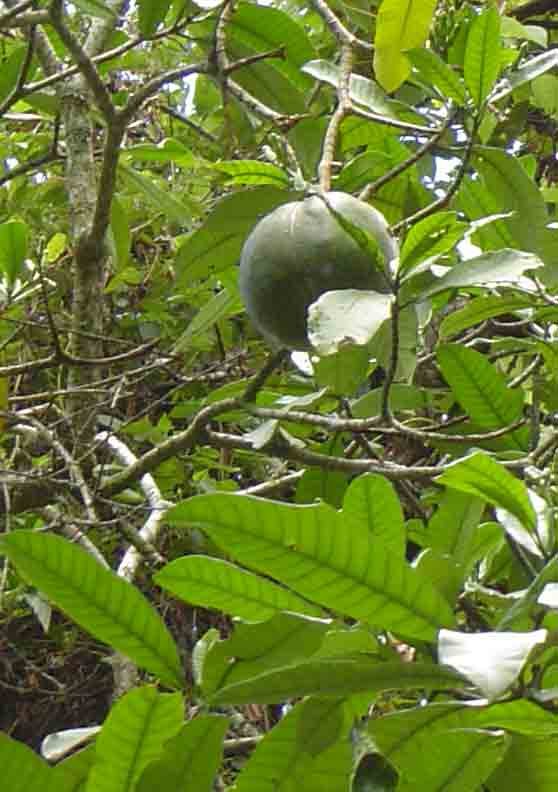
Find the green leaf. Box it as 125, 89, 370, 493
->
491, 49, 558, 103
54, 745, 96, 791
136, 716, 228, 792
439, 295, 536, 338
399, 211, 466, 272
155, 555, 323, 621
0, 45, 28, 106
138, 0, 172, 37
313, 344, 371, 396
372, 703, 510, 792
436, 452, 537, 532
0, 220, 28, 287
437, 344, 528, 450
408, 48, 467, 105
174, 288, 242, 353
308, 291, 393, 356
212, 160, 289, 187
342, 474, 405, 558
464, 5, 502, 107
211, 658, 466, 705
302, 60, 400, 117
175, 188, 294, 283
425, 489, 484, 567
85, 687, 183, 792
119, 162, 197, 224
419, 248, 543, 298
73, 0, 117, 20
0, 532, 184, 688
474, 147, 552, 262
168, 492, 456, 641
0, 732, 66, 792
488, 735, 558, 791
235, 698, 352, 792
200, 612, 330, 698
374, 0, 438, 92
127, 138, 198, 167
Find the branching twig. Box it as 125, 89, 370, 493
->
318, 44, 353, 191
309, 0, 373, 50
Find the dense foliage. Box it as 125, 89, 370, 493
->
1, 0, 558, 789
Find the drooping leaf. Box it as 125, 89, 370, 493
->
436, 452, 537, 532
302, 59, 400, 117
308, 290, 393, 356
174, 288, 242, 353
491, 49, 558, 102
168, 492, 456, 641
0, 532, 184, 688
374, 0, 438, 93
155, 555, 323, 621
0, 220, 28, 287
464, 5, 502, 106
488, 734, 558, 791
419, 248, 543, 298
85, 687, 183, 792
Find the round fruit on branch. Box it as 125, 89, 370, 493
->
239, 191, 398, 350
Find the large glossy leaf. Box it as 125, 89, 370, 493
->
175, 187, 294, 284
119, 162, 199, 224
302, 60, 399, 117
235, 698, 352, 792
0, 532, 184, 689
200, 612, 330, 697
307, 290, 393, 356
488, 735, 558, 791
211, 659, 467, 705
491, 49, 558, 103
85, 687, 183, 792
136, 716, 228, 792
372, 702, 510, 791
0, 45, 29, 105
419, 248, 543, 298
464, 5, 501, 106
437, 344, 528, 450
436, 452, 537, 532
374, 0, 438, 92
0, 732, 67, 792
227, 3, 315, 112
342, 473, 405, 558
155, 555, 323, 622
440, 294, 537, 338
168, 492, 456, 641
474, 147, 551, 263
54, 744, 96, 791
174, 288, 242, 353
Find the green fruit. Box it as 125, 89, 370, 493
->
239, 191, 397, 350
